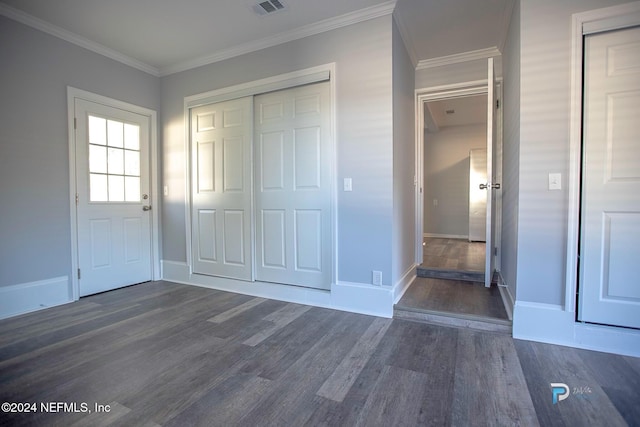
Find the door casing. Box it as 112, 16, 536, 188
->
414, 79, 503, 273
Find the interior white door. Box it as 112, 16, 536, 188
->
579, 26, 640, 329
469, 148, 487, 242
483, 58, 498, 288
75, 99, 152, 296
254, 82, 331, 290
191, 97, 253, 280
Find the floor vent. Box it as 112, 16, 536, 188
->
253, 0, 287, 15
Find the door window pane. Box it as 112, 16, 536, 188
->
108, 147, 124, 175
89, 145, 107, 173
125, 176, 140, 202
124, 150, 140, 176
89, 116, 141, 202
107, 120, 124, 147
89, 116, 106, 145
124, 123, 140, 150
108, 175, 125, 201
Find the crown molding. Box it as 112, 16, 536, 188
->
160, 0, 397, 76
1, 1, 396, 78
416, 46, 501, 71
0, 3, 160, 77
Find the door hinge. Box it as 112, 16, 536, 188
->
496, 99, 500, 109
75, 193, 79, 205
74, 118, 77, 129
77, 268, 81, 280
494, 247, 498, 256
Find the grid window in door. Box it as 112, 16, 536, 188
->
88, 115, 141, 202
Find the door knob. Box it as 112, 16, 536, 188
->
479, 183, 488, 190
142, 205, 152, 211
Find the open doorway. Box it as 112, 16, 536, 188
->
422, 94, 487, 280
396, 68, 509, 327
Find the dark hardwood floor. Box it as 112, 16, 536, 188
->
0, 281, 638, 426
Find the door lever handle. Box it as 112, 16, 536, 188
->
142, 205, 152, 211
479, 183, 501, 190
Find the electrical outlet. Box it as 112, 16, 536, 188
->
372, 270, 382, 286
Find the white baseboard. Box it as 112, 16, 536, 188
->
393, 264, 417, 304
513, 301, 640, 357
496, 271, 514, 321
161, 260, 394, 318
423, 233, 469, 240
332, 281, 394, 318
0, 276, 72, 320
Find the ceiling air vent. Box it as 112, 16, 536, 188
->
253, 0, 287, 16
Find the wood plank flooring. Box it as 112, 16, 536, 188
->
396, 277, 509, 320
422, 237, 485, 272
411, 237, 508, 327
0, 281, 638, 426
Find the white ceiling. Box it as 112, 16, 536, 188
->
0, 0, 513, 76
426, 95, 488, 132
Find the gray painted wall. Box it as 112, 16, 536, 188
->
0, 17, 160, 288
161, 16, 395, 286
423, 124, 485, 237
501, 0, 520, 302
517, 0, 632, 305
392, 19, 416, 283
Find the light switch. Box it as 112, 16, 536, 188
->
344, 178, 352, 192
549, 173, 561, 190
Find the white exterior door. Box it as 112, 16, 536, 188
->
579, 26, 640, 329
191, 97, 253, 280
75, 99, 152, 296
254, 82, 332, 290
483, 58, 498, 288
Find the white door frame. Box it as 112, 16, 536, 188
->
414, 79, 503, 270
67, 87, 161, 301
183, 63, 337, 286
566, 1, 640, 315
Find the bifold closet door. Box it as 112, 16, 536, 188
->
254, 82, 331, 290
191, 97, 252, 280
